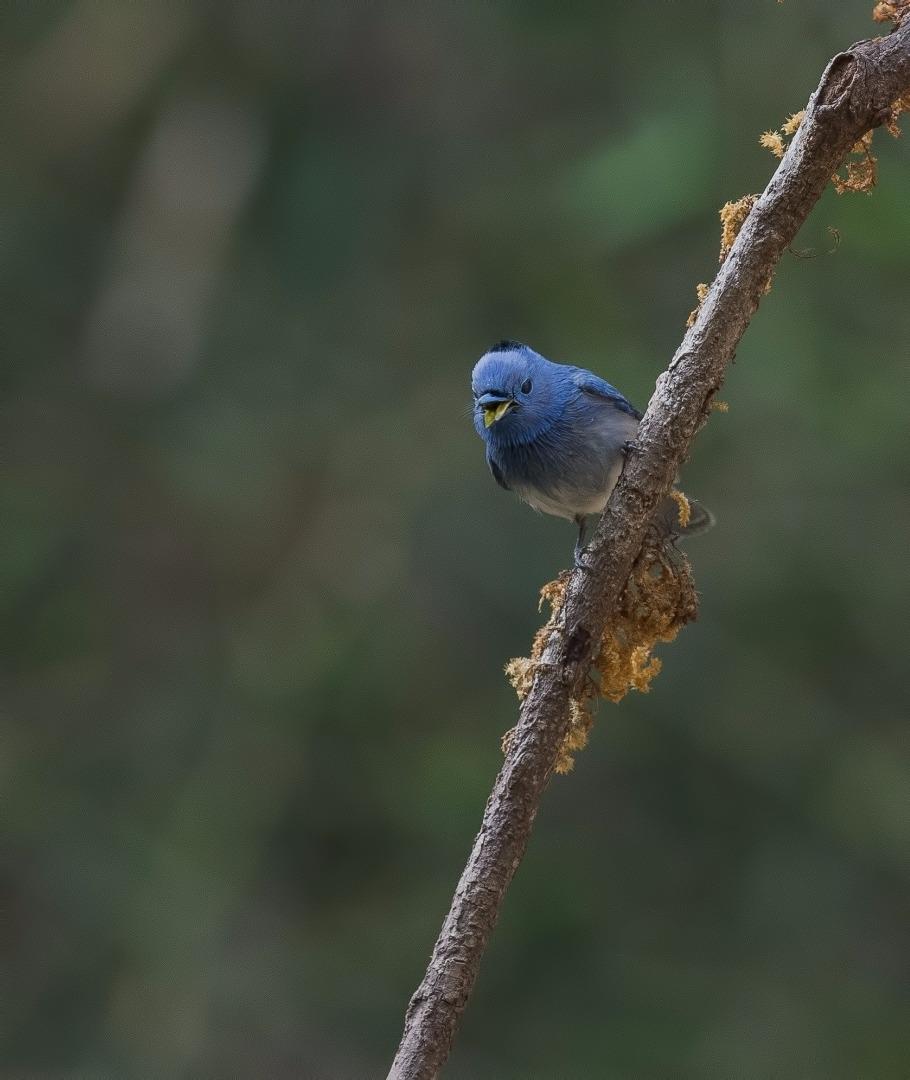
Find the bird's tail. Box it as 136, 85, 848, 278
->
654, 491, 715, 539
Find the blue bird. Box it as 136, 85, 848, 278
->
471, 341, 713, 564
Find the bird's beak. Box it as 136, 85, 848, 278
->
481, 398, 515, 428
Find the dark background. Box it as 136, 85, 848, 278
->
3, 2, 909, 1077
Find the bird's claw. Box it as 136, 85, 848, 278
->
622, 439, 642, 458
573, 546, 592, 572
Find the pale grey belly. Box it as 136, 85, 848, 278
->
514, 457, 624, 521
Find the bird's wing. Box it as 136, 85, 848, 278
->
569, 367, 642, 420
486, 449, 510, 490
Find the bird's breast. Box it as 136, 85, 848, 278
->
489, 403, 634, 521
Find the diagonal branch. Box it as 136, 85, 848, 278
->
389, 20, 910, 1080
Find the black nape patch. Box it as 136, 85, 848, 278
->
488, 339, 524, 353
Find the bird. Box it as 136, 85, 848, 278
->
471, 340, 713, 564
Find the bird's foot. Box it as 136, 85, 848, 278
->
622, 439, 642, 458
573, 514, 592, 570
573, 544, 593, 572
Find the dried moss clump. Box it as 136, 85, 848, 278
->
668, 489, 691, 528
759, 129, 786, 159
687, 194, 760, 326
719, 195, 759, 262
831, 129, 878, 195
885, 90, 910, 137
686, 282, 710, 328
873, 0, 910, 24
505, 532, 699, 774
759, 110, 805, 163
782, 110, 807, 136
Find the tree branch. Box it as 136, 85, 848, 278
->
389, 21, 910, 1080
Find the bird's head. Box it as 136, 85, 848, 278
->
471, 341, 568, 445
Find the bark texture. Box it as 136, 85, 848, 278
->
389, 20, 910, 1080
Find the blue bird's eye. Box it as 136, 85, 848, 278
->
521, 378, 532, 394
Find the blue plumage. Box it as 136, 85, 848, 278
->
471, 342, 713, 561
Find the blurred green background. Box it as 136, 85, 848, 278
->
3, 2, 909, 1077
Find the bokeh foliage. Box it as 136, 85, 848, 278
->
2, 2, 909, 1077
